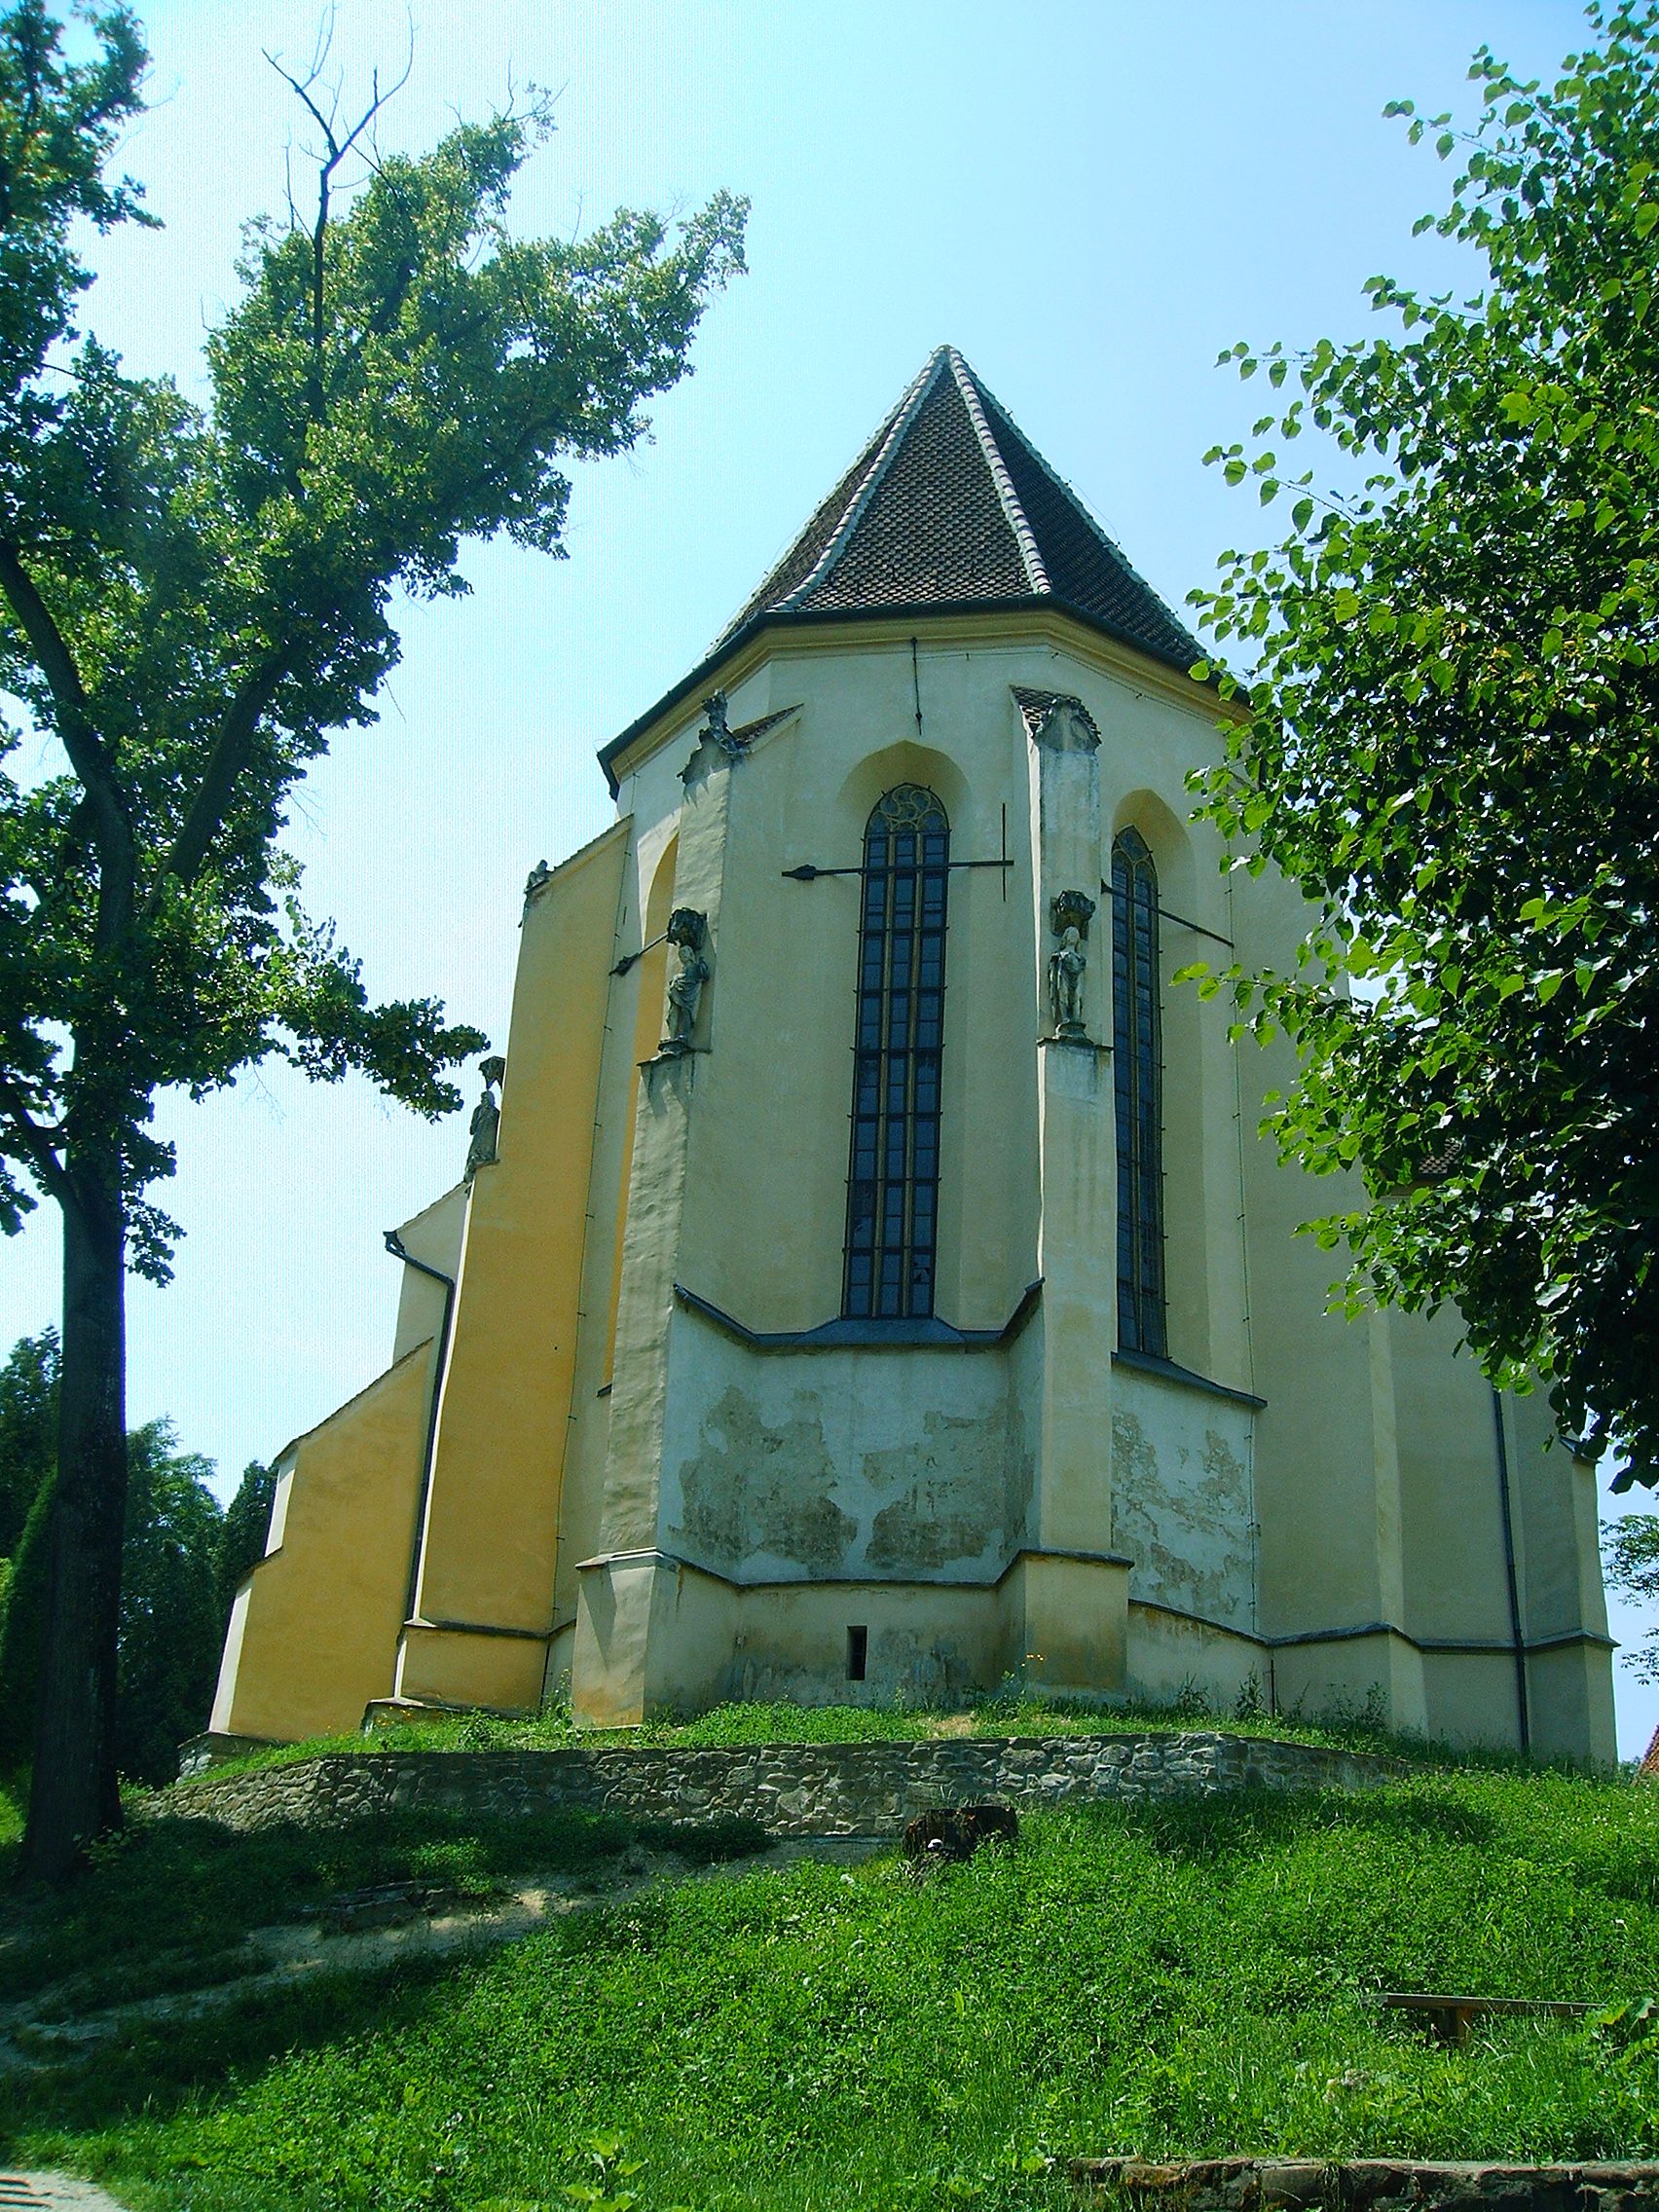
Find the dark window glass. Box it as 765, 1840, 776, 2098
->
843, 785, 950, 1318
1112, 829, 1167, 1357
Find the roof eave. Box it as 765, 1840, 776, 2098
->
596, 597, 1218, 796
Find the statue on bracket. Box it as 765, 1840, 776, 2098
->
660, 908, 710, 1055
1047, 889, 1096, 1040
464, 1055, 508, 1183
522, 860, 551, 918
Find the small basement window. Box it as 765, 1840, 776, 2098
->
846, 1625, 868, 1682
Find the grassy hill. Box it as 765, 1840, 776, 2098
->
0, 1711, 1656, 2210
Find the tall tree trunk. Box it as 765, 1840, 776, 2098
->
20, 1159, 127, 1883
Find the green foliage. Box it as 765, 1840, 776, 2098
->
0, 1461, 53, 1769
0, 1356, 226, 1784
0, 4, 745, 1864
3, 1769, 1659, 2206
0, 1326, 54, 1555
212, 1458, 274, 1626
114, 1420, 223, 1788
0, 0, 148, 449
1187, 8, 1659, 1485
1603, 1514, 1659, 1682
0, 5, 747, 1270
0, 1799, 767, 2018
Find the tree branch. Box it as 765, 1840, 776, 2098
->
0, 1079, 69, 1207
159, 656, 287, 892
0, 539, 134, 946
154, 42, 416, 897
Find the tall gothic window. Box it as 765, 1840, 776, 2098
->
1113, 828, 1166, 1356
843, 785, 949, 1318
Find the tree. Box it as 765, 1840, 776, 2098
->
1187, 6, 1659, 1492
0, 1396, 228, 1784
0, 1327, 55, 1554
1602, 1513, 1659, 1683
0, 1463, 52, 1771
214, 1458, 275, 1627
0, 7, 748, 1877
114, 1420, 223, 1787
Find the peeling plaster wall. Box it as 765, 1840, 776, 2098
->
1111, 1371, 1255, 1634
660, 1309, 1034, 1583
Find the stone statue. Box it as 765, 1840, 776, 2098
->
1048, 926, 1087, 1037
522, 860, 551, 917
1047, 888, 1096, 1040
464, 1055, 507, 1183
660, 909, 710, 1055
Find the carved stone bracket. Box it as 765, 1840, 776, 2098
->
1050, 888, 1097, 940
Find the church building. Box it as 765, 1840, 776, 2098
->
208, 346, 1615, 1763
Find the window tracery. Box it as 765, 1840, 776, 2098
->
843, 785, 949, 1318
1112, 828, 1166, 1356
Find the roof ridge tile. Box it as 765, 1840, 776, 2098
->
946, 349, 1050, 596
775, 348, 950, 614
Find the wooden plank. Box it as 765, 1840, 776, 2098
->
1382, 1992, 1596, 2046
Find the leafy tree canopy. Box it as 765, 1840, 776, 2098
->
0, 3, 745, 1876
0, 1379, 227, 1785
0, 8, 748, 1272
1188, 5, 1659, 1486
1602, 1513, 1659, 1682
0, 1325, 54, 1553
115, 1418, 223, 1787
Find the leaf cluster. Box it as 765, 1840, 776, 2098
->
0, 1327, 251, 1784
1187, 7, 1659, 1482
0, 9, 748, 1270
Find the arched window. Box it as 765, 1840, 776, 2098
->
843, 785, 949, 1318
1113, 828, 1166, 1356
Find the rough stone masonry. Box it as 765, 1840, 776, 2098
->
168, 1729, 1402, 1837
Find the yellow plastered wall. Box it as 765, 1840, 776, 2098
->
209, 1343, 432, 1741
402, 820, 629, 1691
391, 1185, 466, 1363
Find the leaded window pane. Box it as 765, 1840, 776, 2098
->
1112, 829, 1167, 1357
843, 784, 949, 1319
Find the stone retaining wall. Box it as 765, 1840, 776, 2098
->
166, 1729, 1402, 1837
1073, 2158, 1659, 2212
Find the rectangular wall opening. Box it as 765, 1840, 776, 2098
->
846, 1625, 868, 1682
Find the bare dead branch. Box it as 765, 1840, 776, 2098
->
265, 41, 412, 420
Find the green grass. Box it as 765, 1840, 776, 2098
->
5, 1761, 1659, 2209
179, 1688, 1551, 1787
0, 1797, 768, 2019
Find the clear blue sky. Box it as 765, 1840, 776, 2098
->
9, 0, 1652, 1753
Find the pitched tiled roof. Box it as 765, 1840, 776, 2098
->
714, 346, 1201, 669
600, 346, 1202, 792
